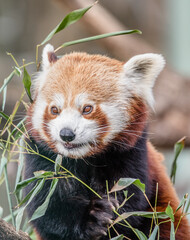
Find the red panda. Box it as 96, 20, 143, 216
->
24, 44, 190, 240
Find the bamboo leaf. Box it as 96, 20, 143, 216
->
185, 197, 190, 214
17, 179, 43, 207
30, 178, 58, 221
148, 225, 159, 240
16, 178, 45, 230
170, 221, 175, 240
111, 235, 124, 240
0, 70, 16, 93
54, 154, 62, 174
14, 66, 22, 76
123, 190, 128, 199
0, 111, 9, 120
15, 138, 25, 193
23, 67, 32, 103
170, 137, 186, 184
14, 177, 37, 197
57, 30, 141, 51
41, 5, 92, 45
0, 156, 7, 177
11, 118, 26, 136
176, 194, 188, 213
0, 141, 4, 150
15, 207, 25, 231
135, 229, 148, 240
0, 206, 3, 218
33, 170, 54, 178
3, 208, 20, 222
110, 178, 145, 193
113, 211, 168, 225
11, 118, 26, 140
165, 204, 174, 222
2, 86, 7, 111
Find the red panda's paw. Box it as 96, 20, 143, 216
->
85, 196, 119, 240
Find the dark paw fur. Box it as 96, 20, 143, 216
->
85, 196, 119, 240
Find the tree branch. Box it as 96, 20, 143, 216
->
0, 218, 31, 240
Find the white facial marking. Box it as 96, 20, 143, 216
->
32, 95, 48, 141
48, 107, 98, 158
75, 93, 95, 109
51, 93, 65, 110
100, 101, 128, 144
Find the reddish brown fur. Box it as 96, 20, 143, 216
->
48, 52, 57, 64
41, 53, 123, 106
147, 142, 190, 239
115, 96, 148, 148
34, 229, 43, 240
86, 104, 110, 140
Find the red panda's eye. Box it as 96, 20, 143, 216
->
51, 106, 59, 115
82, 105, 93, 115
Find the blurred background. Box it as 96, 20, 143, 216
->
0, 0, 190, 220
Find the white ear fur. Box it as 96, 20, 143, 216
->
123, 53, 165, 108
42, 44, 57, 70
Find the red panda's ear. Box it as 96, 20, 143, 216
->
42, 44, 57, 71
123, 53, 165, 108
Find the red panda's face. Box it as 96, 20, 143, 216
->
27, 44, 165, 159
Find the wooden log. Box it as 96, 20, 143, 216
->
0, 218, 31, 240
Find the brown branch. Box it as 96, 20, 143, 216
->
0, 218, 31, 240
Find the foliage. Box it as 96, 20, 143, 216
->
0, 2, 189, 240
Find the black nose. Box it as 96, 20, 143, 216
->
60, 128, 75, 142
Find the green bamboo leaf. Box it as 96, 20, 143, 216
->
170, 137, 186, 184
14, 176, 37, 197
111, 235, 124, 240
135, 229, 148, 240
15, 207, 25, 231
123, 190, 128, 199
0, 70, 15, 93
110, 178, 145, 193
11, 118, 26, 136
0, 206, 3, 218
30, 178, 58, 221
148, 225, 159, 240
15, 138, 25, 194
170, 221, 175, 240
176, 194, 188, 213
185, 197, 190, 214
0, 141, 4, 150
14, 125, 25, 140
23, 67, 32, 103
11, 119, 26, 140
14, 66, 22, 76
55, 154, 62, 174
0, 156, 7, 177
113, 211, 168, 225
57, 30, 141, 51
17, 179, 43, 207
2, 86, 7, 111
33, 170, 54, 178
3, 208, 20, 222
41, 5, 92, 45
165, 204, 174, 222
16, 178, 45, 230
0, 111, 9, 120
